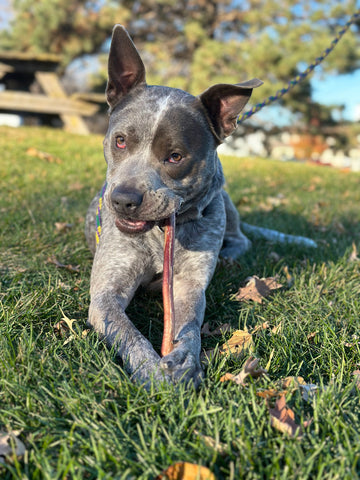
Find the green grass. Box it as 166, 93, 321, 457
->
1, 125, 360, 479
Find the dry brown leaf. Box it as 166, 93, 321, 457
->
251, 322, 270, 334
26, 147, 62, 164
281, 377, 306, 389
219, 329, 253, 357
283, 265, 294, 287
68, 182, 84, 191
269, 395, 311, 438
54, 222, 73, 233
156, 462, 216, 480
0, 431, 26, 464
352, 370, 360, 389
220, 357, 266, 386
47, 256, 80, 273
256, 388, 288, 399
54, 320, 70, 337
349, 242, 359, 262
307, 331, 318, 343
235, 276, 282, 304
271, 322, 283, 335
201, 322, 231, 337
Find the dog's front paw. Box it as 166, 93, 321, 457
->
160, 345, 203, 388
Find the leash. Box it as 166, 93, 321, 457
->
238, 10, 360, 124
95, 182, 107, 246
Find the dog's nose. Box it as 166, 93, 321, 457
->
111, 186, 143, 215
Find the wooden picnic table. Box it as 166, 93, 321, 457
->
0, 51, 101, 134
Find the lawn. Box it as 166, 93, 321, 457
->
0, 125, 360, 479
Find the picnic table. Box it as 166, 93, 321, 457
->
0, 51, 101, 134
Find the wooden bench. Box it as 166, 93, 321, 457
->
0, 51, 101, 134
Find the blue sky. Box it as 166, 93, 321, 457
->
312, 70, 360, 121
0, 0, 359, 122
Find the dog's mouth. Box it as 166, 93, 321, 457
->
115, 217, 156, 234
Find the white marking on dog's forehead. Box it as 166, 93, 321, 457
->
149, 92, 176, 134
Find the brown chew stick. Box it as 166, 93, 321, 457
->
161, 212, 176, 357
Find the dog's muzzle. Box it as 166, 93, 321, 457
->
110, 185, 182, 234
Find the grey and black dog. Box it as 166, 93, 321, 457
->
85, 25, 314, 387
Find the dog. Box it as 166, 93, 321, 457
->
85, 25, 315, 387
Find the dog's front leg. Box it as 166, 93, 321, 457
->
88, 244, 168, 385
160, 275, 207, 387
160, 196, 226, 387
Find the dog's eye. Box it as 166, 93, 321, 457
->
115, 136, 126, 149
167, 153, 182, 164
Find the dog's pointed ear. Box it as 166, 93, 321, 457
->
199, 79, 263, 141
106, 24, 146, 108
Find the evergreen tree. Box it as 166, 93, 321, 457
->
1, 0, 359, 116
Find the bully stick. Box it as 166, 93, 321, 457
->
161, 212, 176, 357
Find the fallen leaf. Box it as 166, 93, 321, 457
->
271, 322, 283, 335
82, 329, 91, 338
281, 377, 306, 389
201, 322, 231, 337
54, 222, 73, 233
69, 182, 84, 191
307, 332, 318, 343
305, 184, 317, 192
220, 357, 266, 386
156, 462, 216, 480
47, 256, 80, 273
219, 329, 253, 357
269, 395, 311, 438
300, 384, 319, 402
193, 430, 227, 456
251, 322, 270, 334
349, 242, 359, 262
257, 388, 288, 399
235, 276, 282, 304
352, 370, 360, 389
54, 320, 70, 336
0, 431, 26, 464
26, 147, 62, 164
283, 266, 294, 287
220, 373, 236, 383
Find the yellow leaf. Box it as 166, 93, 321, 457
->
156, 462, 216, 480
219, 329, 253, 357
271, 322, 283, 335
251, 322, 270, 334
281, 377, 306, 388
59, 309, 77, 334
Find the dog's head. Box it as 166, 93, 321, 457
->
103, 25, 262, 234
